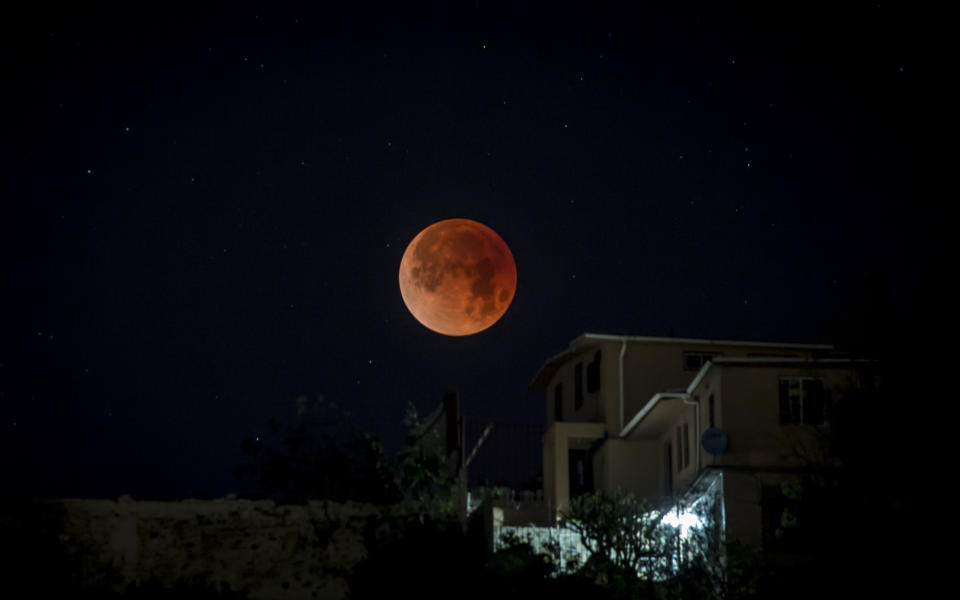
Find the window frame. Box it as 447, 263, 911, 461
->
778, 376, 826, 425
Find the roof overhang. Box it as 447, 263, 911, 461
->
620, 392, 689, 439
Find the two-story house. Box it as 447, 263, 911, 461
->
530, 333, 864, 549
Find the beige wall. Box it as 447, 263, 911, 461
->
537, 337, 831, 522
544, 339, 816, 434
703, 364, 857, 548
545, 346, 607, 427
541, 421, 606, 519
655, 403, 700, 499
709, 365, 851, 469
618, 342, 819, 435
722, 471, 764, 548
593, 438, 662, 501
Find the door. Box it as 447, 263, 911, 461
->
568, 448, 594, 498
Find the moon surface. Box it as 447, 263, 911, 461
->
399, 219, 517, 336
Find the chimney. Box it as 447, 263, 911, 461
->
443, 390, 463, 468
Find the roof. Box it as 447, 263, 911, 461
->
529, 332, 834, 393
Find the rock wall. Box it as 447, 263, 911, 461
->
2, 496, 383, 599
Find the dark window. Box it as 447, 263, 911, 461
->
586, 351, 601, 393
554, 383, 563, 422
683, 423, 690, 468
676, 427, 683, 472
664, 443, 673, 494
802, 379, 825, 425
568, 449, 594, 498
684, 351, 719, 371
779, 377, 825, 425
574, 363, 584, 410
709, 394, 716, 428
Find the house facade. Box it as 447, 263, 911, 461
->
530, 333, 864, 550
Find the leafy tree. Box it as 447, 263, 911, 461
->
388, 403, 459, 520
234, 395, 460, 523
234, 394, 390, 504
562, 488, 676, 593
562, 489, 764, 600
764, 365, 913, 598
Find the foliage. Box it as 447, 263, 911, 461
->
762, 364, 919, 598
562, 488, 675, 588
560, 489, 766, 600
663, 530, 764, 600
348, 516, 486, 600
389, 403, 459, 520
234, 394, 390, 504
234, 395, 459, 516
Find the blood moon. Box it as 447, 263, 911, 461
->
399, 219, 517, 336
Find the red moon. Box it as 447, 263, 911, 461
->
399, 219, 517, 336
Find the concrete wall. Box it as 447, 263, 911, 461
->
3, 496, 382, 599
536, 339, 861, 556
702, 364, 857, 549
655, 403, 700, 499
618, 342, 817, 433
593, 439, 662, 501
545, 347, 605, 426
536, 338, 830, 522
715, 365, 850, 468
541, 422, 606, 519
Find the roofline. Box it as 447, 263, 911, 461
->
620, 356, 873, 438
529, 332, 835, 392
574, 332, 833, 351
710, 357, 876, 367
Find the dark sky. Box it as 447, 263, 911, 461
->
2, 5, 926, 499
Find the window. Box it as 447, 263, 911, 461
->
684, 351, 719, 371
586, 351, 601, 393
574, 363, 584, 410
554, 383, 563, 422
778, 377, 825, 425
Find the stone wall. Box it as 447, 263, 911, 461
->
2, 496, 383, 599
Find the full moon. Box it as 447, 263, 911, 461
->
399, 219, 517, 336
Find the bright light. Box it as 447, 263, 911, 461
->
662, 509, 703, 538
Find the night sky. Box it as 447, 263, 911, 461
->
2, 5, 927, 500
